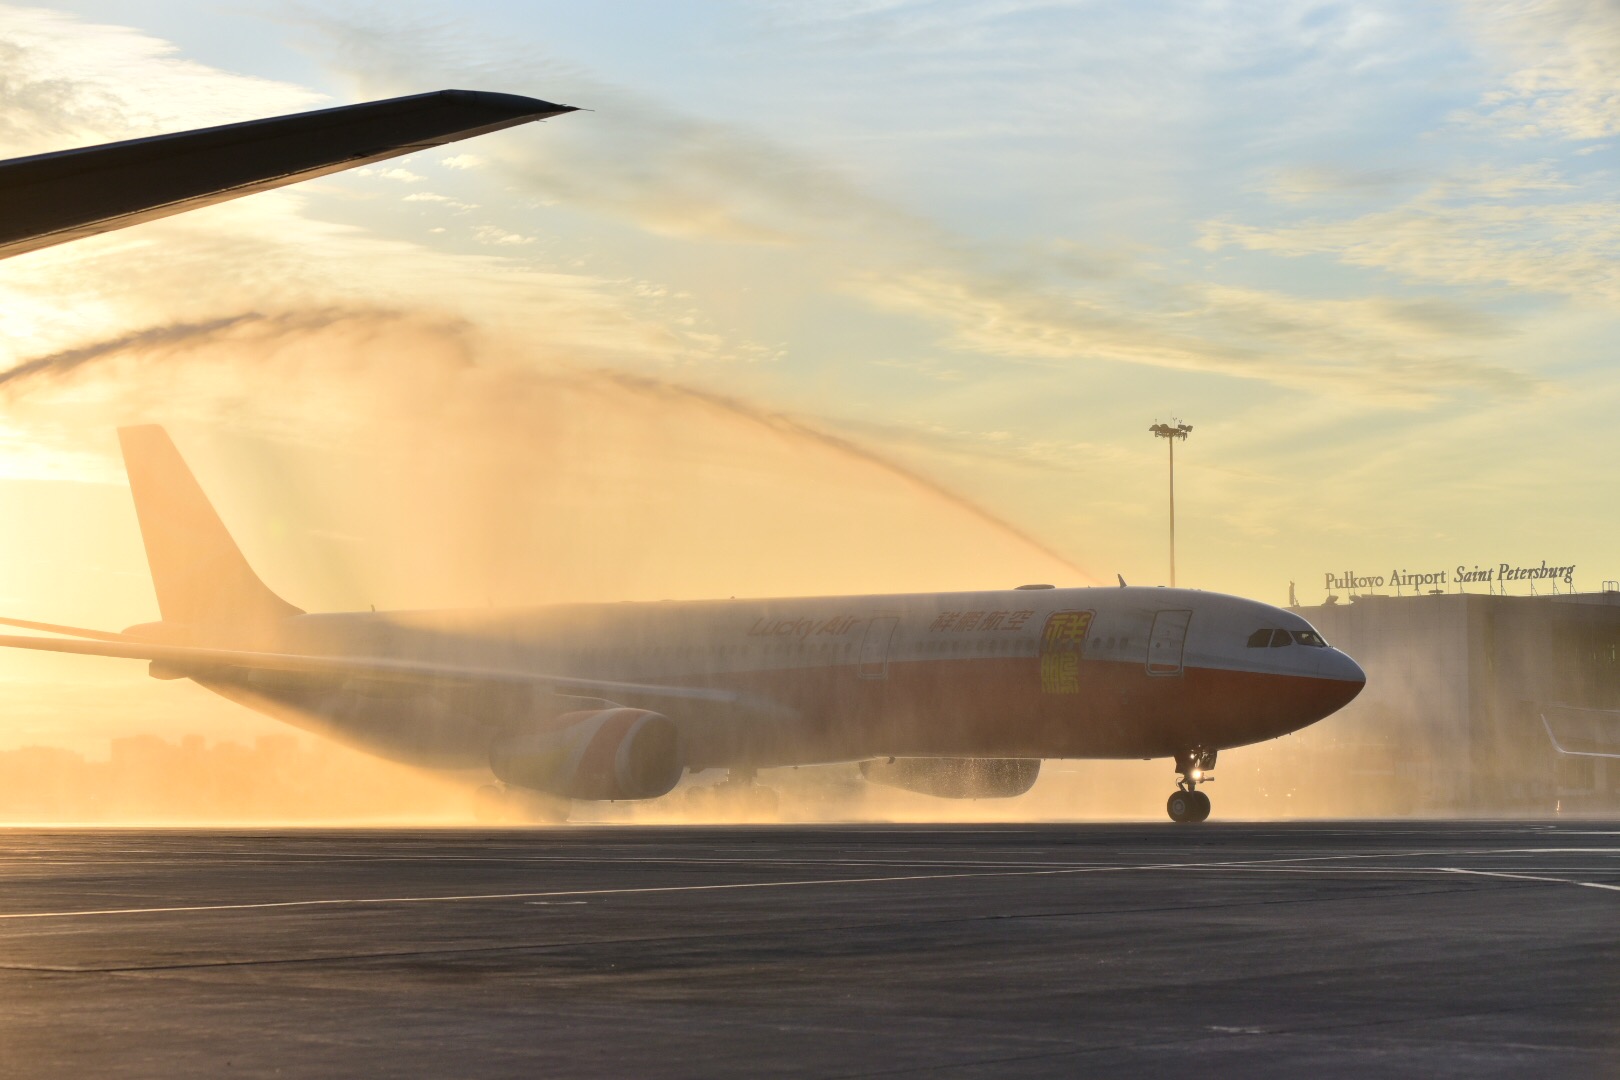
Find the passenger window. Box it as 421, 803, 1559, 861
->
1247, 629, 1271, 648
1269, 629, 1292, 647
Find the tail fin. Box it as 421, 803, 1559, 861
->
117, 425, 303, 642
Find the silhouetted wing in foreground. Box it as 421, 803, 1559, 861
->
0, 89, 574, 260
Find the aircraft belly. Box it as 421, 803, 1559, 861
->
186, 609, 1356, 775
197, 678, 495, 770
682, 655, 1355, 765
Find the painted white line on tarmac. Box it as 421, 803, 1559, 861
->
5, 843, 1615, 876
5, 851, 1616, 922
0, 856, 1425, 921
0, 865, 1133, 920
1439, 867, 1620, 893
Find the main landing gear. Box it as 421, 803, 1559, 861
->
1166, 748, 1215, 823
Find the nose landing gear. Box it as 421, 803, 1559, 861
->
1166, 748, 1215, 822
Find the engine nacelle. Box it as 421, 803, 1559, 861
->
489, 708, 683, 801
860, 757, 1040, 799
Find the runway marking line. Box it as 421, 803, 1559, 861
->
2, 844, 1614, 876
1439, 867, 1620, 893
0, 866, 1141, 920
1, 849, 1615, 922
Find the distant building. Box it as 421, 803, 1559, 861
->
1298, 591, 1620, 812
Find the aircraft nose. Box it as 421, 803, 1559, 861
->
1316, 649, 1365, 715
1330, 649, 1365, 687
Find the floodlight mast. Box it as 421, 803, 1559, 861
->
1149, 421, 1193, 587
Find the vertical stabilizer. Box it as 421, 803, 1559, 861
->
117, 425, 303, 641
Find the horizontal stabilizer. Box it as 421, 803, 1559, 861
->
0, 89, 575, 260
0, 616, 135, 642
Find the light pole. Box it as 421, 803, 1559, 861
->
1149, 421, 1193, 587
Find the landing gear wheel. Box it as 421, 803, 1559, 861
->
1166, 788, 1211, 823
1168, 748, 1215, 823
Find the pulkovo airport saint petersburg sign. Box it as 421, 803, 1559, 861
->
1325, 560, 1577, 592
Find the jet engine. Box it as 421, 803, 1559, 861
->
860, 756, 1040, 799
489, 708, 683, 801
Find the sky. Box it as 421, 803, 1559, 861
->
2, 0, 1620, 748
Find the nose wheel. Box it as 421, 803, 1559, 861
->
1167, 748, 1215, 823
1166, 788, 1210, 822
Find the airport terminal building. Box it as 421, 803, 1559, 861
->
1292, 577, 1620, 813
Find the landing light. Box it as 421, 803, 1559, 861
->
1190, 769, 1203, 781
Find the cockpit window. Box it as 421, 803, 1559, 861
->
1248, 626, 1331, 648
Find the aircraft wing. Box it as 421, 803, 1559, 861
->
0, 89, 574, 260
0, 631, 738, 707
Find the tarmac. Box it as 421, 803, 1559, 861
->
1, 821, 1616, 1078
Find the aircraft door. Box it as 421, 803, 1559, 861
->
1146, 609, 1193, 677
858, 616, 899, 679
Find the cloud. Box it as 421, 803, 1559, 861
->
850, 263, 1533, 403
0, 5, 797, 382
402, 191, 477, 210
0, 13, 784, 383
1261, 165, 1424, 205
1460, 0, 1620, 140
0, 4, 321, 155
277, 7, 1535, 403
831, 411, 1123, 475
290, 9, 914, 247
473, 225, 534, 246
1201, 170, 1620, 306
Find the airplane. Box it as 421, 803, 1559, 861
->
0, 88, 575, 260
0, 90, 1365, 821
0, 427, 1365, 822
